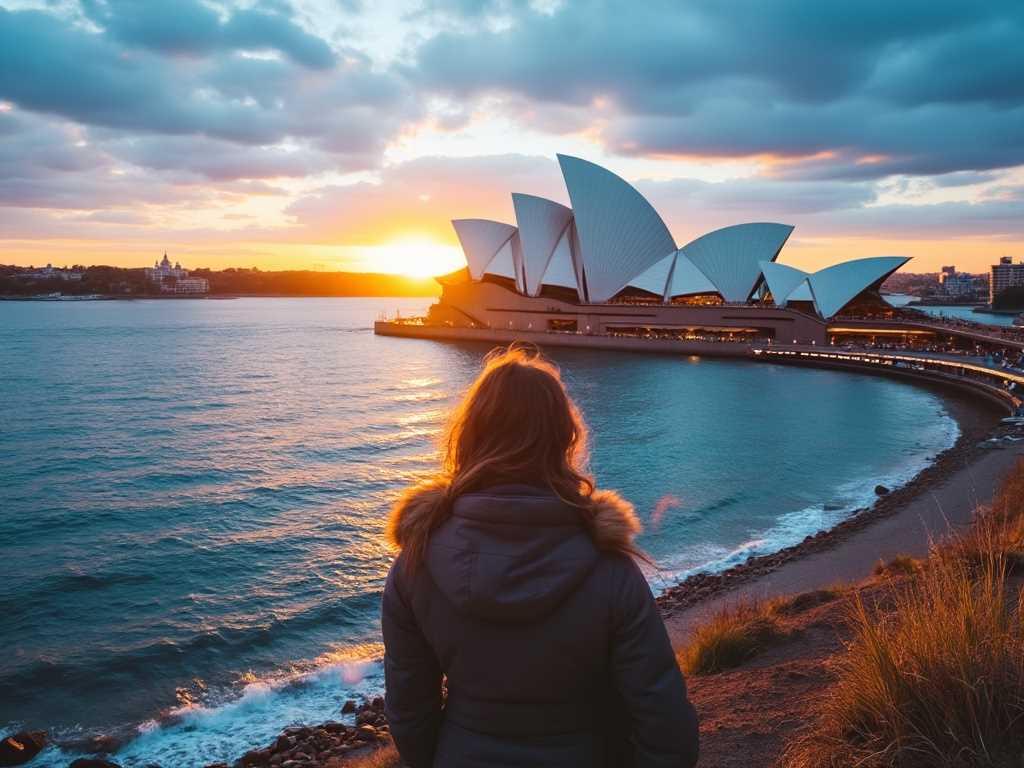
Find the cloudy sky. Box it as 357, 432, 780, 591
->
1, 0, 1023, 275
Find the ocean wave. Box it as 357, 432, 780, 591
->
0, 589, 385, 704
34, 651, 386, 768
13, 568, 155, 601
649, 413, 960, 589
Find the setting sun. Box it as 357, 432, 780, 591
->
360, 237, 466, 277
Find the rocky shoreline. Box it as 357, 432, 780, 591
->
209, 699, 391, 768
655, 390, 1007, 615
1, 700, 392, 768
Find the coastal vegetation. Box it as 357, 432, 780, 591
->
674, 460, 1024, 766
344, 746, 399, 768
872, 553, 920, 577
678, 600, 793, 676
678, 587, 847, 676
785, 472, 1024, 767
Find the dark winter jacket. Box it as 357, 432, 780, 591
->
381, 483, 699, 767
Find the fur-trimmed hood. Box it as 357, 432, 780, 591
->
387, 482, 643, 622
387, 481, 641, 554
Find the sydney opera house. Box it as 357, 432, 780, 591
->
408, 155, 911, 348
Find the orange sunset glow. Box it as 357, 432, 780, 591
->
351, 238, 466, 277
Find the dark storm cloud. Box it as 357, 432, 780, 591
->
0, 112, 103, 178
613, 98, 1024, 179
79, 0, 335, 69
0, 5, 418, 157
930, 171, 1003, 189
637, 174, 1024, 241
809, 198, 1024, 240
637, 175, 878, 219
0, 109, 291, 210
100, 134, 329, 182
411, 0, 1024, 177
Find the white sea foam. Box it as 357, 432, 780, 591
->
648, 409, 960, 591
35, 655, 385, 768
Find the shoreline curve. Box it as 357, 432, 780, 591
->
657, 383, 1017, 635
374, 322, 1021, 621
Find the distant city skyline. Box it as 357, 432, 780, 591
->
1, 1, 1023, 276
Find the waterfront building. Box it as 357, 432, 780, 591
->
939, 266, 986, 297
438, 155, 909, 346
145, 254, 209, 294
171, 277, 211, 294
989, 257, 1024, 304
15, 263, 83, 281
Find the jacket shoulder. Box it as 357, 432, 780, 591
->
387, 479, 449, 550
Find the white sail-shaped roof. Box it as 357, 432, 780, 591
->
485, 237, 517, 280
540, 226, 580, 299
760, 261, 809, 307
557, 154, 676, 303
512, 193, 574, 297
668, 251, 718, 297
452, 219, 517, 280
568, 222, 588, 301
807, 256, 910, 319
629, 252, 676, 299
682, 223, 794, 303
788, 280, 813, 302
510, 231, 527, 293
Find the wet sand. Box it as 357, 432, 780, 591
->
660, 389, 1022, 647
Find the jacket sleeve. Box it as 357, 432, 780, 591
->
609, 557, 699, 767
382, 558, 443, 768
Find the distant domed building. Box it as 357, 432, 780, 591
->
144, 253, 209, 294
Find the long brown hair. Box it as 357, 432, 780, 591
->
389, 345, 641, 571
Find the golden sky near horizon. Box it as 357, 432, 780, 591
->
8, 234, 1024, 278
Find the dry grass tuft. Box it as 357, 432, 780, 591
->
785, 459, 1024, 768
949, 459, 1024, 573
770, 587, 845, 616
679, 600, 792, 675
679, 586, 848, 675
872, 554, 920, 578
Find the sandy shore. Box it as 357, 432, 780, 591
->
659, 387, 1022, 647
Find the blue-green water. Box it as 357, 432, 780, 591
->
884, 294, 1016, 326
917, 305, 1017, 326
0, 298, 958, 766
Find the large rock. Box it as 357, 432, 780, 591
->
355, 726, 378, 742
0, 731, 45, 766
874, 484, 890, 496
